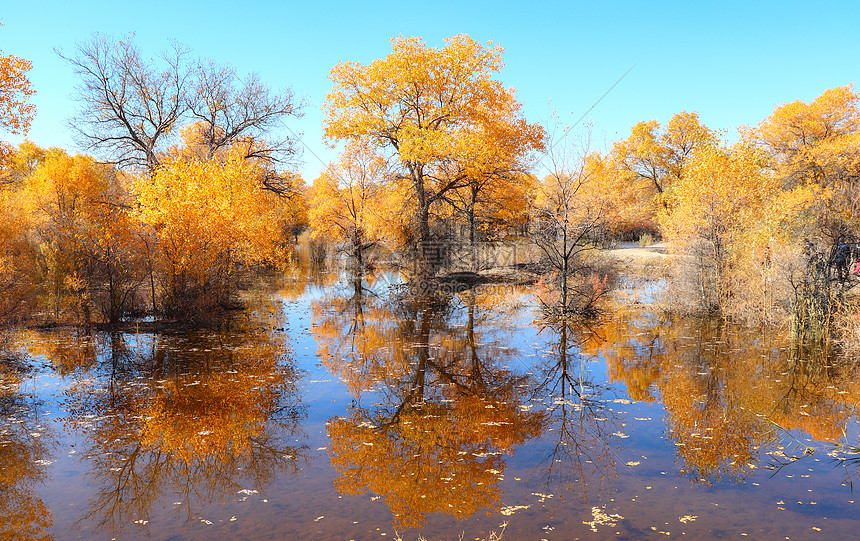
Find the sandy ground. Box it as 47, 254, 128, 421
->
598, 242, 672, 277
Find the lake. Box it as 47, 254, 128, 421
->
2, 268, 859, 540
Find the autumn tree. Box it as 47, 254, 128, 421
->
23, 149, 143, 325
742, 85, 860, 337
0, 28, 38, 312
324, 34, 545, 275
608, 111, 716, 232
0, 26, 36, 145
135, 137, 293, 319
0, 143, 47, 322
750, 85, 860, 252
309, 141, 389, 268
660, 142, 780, 313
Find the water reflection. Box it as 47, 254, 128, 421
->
0, 346, 54, 540
7, 267, 860, 538
583, 301, 860, 484
316, 278, 544, 527
24, 319, 306, 535
532, 318, 620, 502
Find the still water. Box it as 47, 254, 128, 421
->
2, 270, 860, 540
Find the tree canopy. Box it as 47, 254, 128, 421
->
324, 34, 545, 272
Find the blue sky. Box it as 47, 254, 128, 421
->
2, 1, 859, 181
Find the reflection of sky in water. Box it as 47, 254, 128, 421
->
2, 271, 860, 539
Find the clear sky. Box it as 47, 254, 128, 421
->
2, 0, 859, 181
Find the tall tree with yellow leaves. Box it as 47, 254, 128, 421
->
747, 85, 860, 337
0, 143, 46, 321
661, 142, 778, 313
609, 111, 716, 228
751, 85, 860, 247
324, 34, 545, 275
0, 26, 35, 140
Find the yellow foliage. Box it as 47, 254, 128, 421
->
309, 142, 388, 255
609, 111, 717, 225
324, 34, 545, 257
0, 169, 37, 319
662, 143, 778, 252
135, 150, 291, 316
19, 149, 141, 323
0, 44, 36, 135
752, 85, 860, 188
138, 152, 289, 269
750, 84, 860, 242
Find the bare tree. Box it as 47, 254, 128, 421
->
531, 140, 614, 317
59, 34, 303, 186
59, 34, 191, 172
189, 60, 300, 165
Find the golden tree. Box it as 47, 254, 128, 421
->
324, 34, 545, 274
309, 141, 389, 268
751, 85, 860, 245
0, 143, 45, 321
135, 143, 292, 319
0, 31, 38, 320
22, 149, 142, 324
745, 85, 860, 338
0, 30, 35, 138
608, 111, 716, 231
661, 142, 779, 313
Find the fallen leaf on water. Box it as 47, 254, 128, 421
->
500, 504, 530, 516
584, 506, 623, 532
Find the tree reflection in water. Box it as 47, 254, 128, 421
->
581, 300, 860, 485
0, 343, 54, 541
39, 319, 308, 535
531, 317, 620, 503
316, 276, 544, 527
